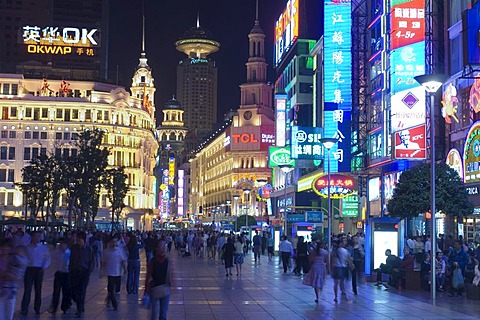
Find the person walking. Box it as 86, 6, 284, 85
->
331, 239, 350, 302
20, 231, 51, 316
350, 235, 364, 295
279, 236, 293, 273
267, 233, 274, 262
48, 237, 71, 314
69, 231, 94, 317
234, 236, 245, 276
222, 237, 235, 277
145, 240, 172, 320
126, 234, 145, 294
252, 231, 262, 263
303, 240, 327, 303
294, 236, 309, 275
102, 236, 127, 310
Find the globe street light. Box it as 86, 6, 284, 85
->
278, 165, 294, 237
320, 137, 339, 270
415, 73, 448, 302
243, 188, 251, 234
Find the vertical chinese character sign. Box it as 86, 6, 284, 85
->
323, 0, 352, 173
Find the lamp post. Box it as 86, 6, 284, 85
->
415, 73, 448, 302
243, 188, 251, 233
233, 194, 239, 232
320, 137, 339, 270
278, 165, 294, 237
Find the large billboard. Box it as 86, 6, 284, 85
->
464, 121, 480, 183
324, 102, 351, 173
324, 0, 352, 111
390, 0, 426, 143
21, 25, 100, 57
225, 126, 275, 151
275, 93, 287, 147
274, 0, 299, 66
394, 123, 426, 159
291, 126, 324, 159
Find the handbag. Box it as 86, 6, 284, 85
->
150, 284, 171, 299
452, 268, 465, 289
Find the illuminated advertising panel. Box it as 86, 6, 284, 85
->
178, 170, 185, 217
268, 146, 296, 168
324, 102, 351, 173
312, 173, 357, 199
168, 156, 175, 185
394, 123, 426, 159
368, 177, 380, 201
226, 126, 275, 151
291, 126, 324, 159
384, 171, 402, 201
342, 194, 359, 217
464, 2, 480, 65
469, 77, 480, 114
274, 0, 299, 66
275, 93, 287, 147
446, 148, 463, 181
391, 86, 426, 132
390, 0, 425, 51
21, 25, 100, 56
160, 169, 170, 218
441, 84, 459, 124
324, 0, 352, 111
463, 121, 480, 183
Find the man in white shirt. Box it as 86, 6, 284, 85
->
102, 236, 127, 310
279, 236, 293, 273
20, 231, 51, 315
48, 237, 71, 314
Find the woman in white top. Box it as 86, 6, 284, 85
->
234, 236, 245, 276
331, 239, 351, 302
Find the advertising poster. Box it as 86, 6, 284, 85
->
463, 121, 480, 183
394, 123, 426, 159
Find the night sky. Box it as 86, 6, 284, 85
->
109, 0, 320, 125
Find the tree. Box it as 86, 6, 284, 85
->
105, 167, 129, 230
387, 162, 474, 219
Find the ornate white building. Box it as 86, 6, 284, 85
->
0, 47, 159, 229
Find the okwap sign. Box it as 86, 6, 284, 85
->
224, 126, 275, 151
21, 25, 100, 56
390, 0, 427, 160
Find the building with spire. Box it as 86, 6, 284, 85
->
189, 4, 275, 226
175, 15, 220, 152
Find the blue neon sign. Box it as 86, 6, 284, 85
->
324, 102, 351, 173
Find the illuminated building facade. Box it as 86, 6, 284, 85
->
0, 0, 109, 81
176, 17, 219, 150
189, 12, 275, 223
0, 50, 158, 229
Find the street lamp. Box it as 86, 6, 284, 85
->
415, 73, 448, 302
320, 137, 339, 269
233, 195, 239, 232
243, 188, 251, 233
278, 165, 294, 237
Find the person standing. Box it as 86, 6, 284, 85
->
126, 234, 145, 294
303, 240, 327, 303
279, 236, 293, 273
234, 236, 245, 276
223, 237, 235, 277
267, 233, 274, 262
350, 235, 364, 295
294, 236, 309, 275
145, 240, 172, 320
69, 231, 94, 317
20, 231, 51, 315
252, 231, 262, 263
48, 237, 71, 314
102, 236, 127, 310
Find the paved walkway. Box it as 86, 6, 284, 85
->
14, 248, 480, 319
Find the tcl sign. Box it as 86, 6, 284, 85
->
232, 133, 258, 144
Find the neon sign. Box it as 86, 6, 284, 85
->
324, 102, 351, 172
312, 173, 357, 199
291, 126, 324, 160
324, 0, 352, 110
274, 0, 299, 66
463, 121, 480, 183
275, 93, 287, 147
441, 83, 459, 123
268, 146, 295, 167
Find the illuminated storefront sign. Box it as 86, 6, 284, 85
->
291, 126, 324, 159
446, 148, 463, 180
268, 146, 296, 167
226, 126, 275, 151
324, 102, 351, 173
391, 86, 426, 133
312, 173, 357, 199
324, 0, 352, 111
177, 170, 185, 217
275, 93, 287, 147
22, 25, 100, 56
441, 83, 459, 123
394, 123, 426, 159
160, 169, 170, 218
469, 77, 480, 113
274, 0, 299, 66
390, 43, 425, 94
342, 194, 359, 217
463, 121, 480, 183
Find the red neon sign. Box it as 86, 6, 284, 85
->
312, 173, 357, 199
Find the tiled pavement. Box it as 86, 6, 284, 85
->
14, 248, 480, 320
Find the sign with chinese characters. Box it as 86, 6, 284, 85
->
394, 123, 426, 159
463, 121, 480, 183
159, 169, 171, 218
390, 0, 425, 51
168, 156, 175, 185
312, 173, 357, 199
291, 126, 324, 159
274, 0, 299, 66
275, 93, 287, 147
342, 194, 359, 217
446, 148, 463, 181
22, 25, 100, 57
177, 170, 185, 217
268, 146, 296, 167
324, 102, 351, 173
391, 86, 426, 132
324, 0, 352, 111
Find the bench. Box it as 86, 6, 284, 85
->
466, 284, 480, 300
404, 270, 422, 290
